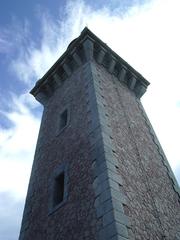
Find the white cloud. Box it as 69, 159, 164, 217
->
0, 192, 24, 240
10, 5, 87, 85
0, 94, 41, 199
0, 37, 12, 53
0, 18, 30, 55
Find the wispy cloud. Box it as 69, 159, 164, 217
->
0, 192, 24, 240
0, 91, 40, 239
0, 94, 40, 199
10, 3, 87, 85
0, 18, 30, 55
0, 37, 12, 54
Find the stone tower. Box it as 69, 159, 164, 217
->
19, 28, 180, 240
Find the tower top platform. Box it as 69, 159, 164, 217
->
31, 27, 150, 105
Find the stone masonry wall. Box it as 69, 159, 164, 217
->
19, 55, 180, 240
92, 62, 180, 240
19, 63, 103, 240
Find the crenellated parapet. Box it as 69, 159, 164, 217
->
31, 27, 150, 105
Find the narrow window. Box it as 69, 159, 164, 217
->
49, 164, 68, 214
60, 109, 68, 130
53, 172, 65, 207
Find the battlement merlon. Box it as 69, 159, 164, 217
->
30, 27, 150, 105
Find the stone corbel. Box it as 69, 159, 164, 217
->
83, 38, 94, 61
62, 62, 71, 77
72, 52, 82, 67
108, 57, 117, 74
52, 73, 62, 87
128, 75, 137, 90
35, 90, 48, 105
96, 48, 106, 64
134, 83, 146, 98
44, 82, 54, 96
118, 66, 127, 82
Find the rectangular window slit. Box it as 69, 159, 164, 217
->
53, 172, 65, 207
60, 109, 68, 130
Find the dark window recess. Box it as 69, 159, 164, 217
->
53, 172, 65, 207
60, 109, 68, 130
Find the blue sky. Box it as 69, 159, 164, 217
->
0, 0, 180, 239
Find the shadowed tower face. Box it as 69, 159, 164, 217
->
19, 28, 180, 240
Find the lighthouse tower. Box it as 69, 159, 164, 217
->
19, 28, 180, 240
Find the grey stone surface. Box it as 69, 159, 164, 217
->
115, 222, 129, 238
83, 38, 94, 61
108, 58, 116, 73
72, 52, 82, 66
128, 76, 136, 90
62, 63, 71, 76
98, 222, 117, 239
96, 48, 106, 64
110, 235, 129, 240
